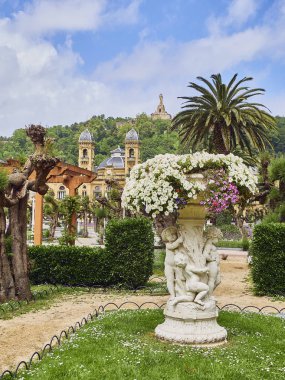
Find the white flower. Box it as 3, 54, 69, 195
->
121, 152, 258, 216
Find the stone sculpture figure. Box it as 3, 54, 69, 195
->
170, 252, 209, 308
161, 226, 184, 299
203, 227, 223, 297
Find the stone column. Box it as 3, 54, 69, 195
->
34, 193, 43, 245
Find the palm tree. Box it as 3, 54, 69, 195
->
172, 74, 276, 155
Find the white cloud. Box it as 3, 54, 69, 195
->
0, 0, 143, 136
0, 0, 285, 137
208, 0, 259, 34
12, 0, 106, 35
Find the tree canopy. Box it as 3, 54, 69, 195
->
171, 74, 277, 155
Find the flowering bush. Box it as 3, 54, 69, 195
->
201, 169, 239, 213
122, 152, 257, 218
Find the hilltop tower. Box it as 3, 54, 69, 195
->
125, 128, 140, 175
151, 93, 171, 120
78, 129, 94, 171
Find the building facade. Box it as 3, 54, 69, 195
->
48, 128, 140, 200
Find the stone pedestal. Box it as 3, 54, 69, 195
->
155, 189, 227, 345
155, 300, 227, 345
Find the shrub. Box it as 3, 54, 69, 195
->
104, 217, 154, 288
251, 223, 285, 295
215, 210, 232, 226
28, 217, 154, 288
217, 240, 243, 249
29, 245, 108, 286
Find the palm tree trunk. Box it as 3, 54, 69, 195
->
213, 127, 228, 154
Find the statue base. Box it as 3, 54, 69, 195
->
155, 300, 227, 345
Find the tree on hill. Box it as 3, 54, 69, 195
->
172, 73, 277, 155
270, 116, 285, 153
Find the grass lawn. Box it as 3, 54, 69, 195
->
153, 250, 165, 276
17, 309, 285, 380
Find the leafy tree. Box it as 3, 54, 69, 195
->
59, 195, 81, 245
270, 116, 285, 153
80, 196, 91, 238
172, 73, 277, 155
43, 190, 60, 239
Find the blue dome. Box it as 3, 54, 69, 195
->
125, 128, 139, 141
79, 129, 93, 142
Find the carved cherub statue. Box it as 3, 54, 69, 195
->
203, 226, 223, 297
161, 226, 184, 299
171, 252, 209, 308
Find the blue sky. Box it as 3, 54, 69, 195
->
0, 0, 285, 136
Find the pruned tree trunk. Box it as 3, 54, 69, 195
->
93, 216, 98, 233
83, 211, 88, 238
50, 211, 59, 239
10, 195, 32, 300
0, 206, 15, 301
0, 124, 59, 301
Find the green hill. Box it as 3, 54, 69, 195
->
0, 114, 284, 165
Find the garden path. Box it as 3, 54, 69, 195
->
1, 254, 285, 373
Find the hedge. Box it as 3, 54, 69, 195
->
251, 223, 285, 295
104, 217, 154, 288
29, 246, 108, 286
29, 217, 154, 288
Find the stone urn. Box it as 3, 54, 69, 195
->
155, 175, 227, 345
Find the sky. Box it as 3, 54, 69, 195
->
0, 0, 285, 136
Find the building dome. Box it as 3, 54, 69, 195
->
96, 145, 125, 171
125, 128, 139, 141
79, 129, 93, 142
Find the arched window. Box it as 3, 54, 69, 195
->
57, 185, 66, 199
129, 148, 134, 158
94, 186, 101, 199
83, 148, 88, 158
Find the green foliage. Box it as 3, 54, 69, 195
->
0, 115, 179, 165
29, 218, 154, 287
217, 239, 244, 249
29, 245, 108, 286
1, 113, 284, 165
104, 217, 154, 288
0, 169, 8, 191
59, 195, 81, 245
152, 250, 165, 276
4, 235, 12, 253
251, 223, 285, 295
270, 116, 285, 153
241, 237, 250, 251
215, 210, 233, 226
262, 211, 280, 224
269, 156, 285, 182
172, 73, 276, 155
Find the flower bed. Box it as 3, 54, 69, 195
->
122, 152, 257, 217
